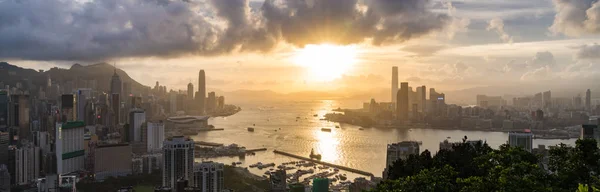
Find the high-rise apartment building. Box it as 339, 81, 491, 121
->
0, 132, 8, 166
383, 141, 420, 179
147, 122, 165, 153
508, 131, 533, 152
56, 121, 85, 175
187, 83, 194, 98
392, 66, 398, 104
193, 162, 224, 192
129, 109, 146, 142
543, 91, 552, 109
163, 136, 195, 190
0, 90, 8, 130
14, 144, 40, 185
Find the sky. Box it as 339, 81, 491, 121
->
2, 0, 600, 95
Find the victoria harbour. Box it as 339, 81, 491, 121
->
195, 100, 577, 179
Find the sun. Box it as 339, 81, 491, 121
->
292, 44, 358, 81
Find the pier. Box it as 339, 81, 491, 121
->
246, 148, 267, 153
273, 150, 374, 176
194, 141, 224, 147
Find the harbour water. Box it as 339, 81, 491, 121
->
193, 100, 577, 179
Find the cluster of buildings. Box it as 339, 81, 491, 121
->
0, 66, 230, 192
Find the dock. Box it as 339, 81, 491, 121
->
273, 150, 373, 176
194, 141, 224, 147
246, 148, 267, 153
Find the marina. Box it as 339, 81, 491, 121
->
273, 150, 374, 176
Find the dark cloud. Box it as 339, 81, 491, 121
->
550, 0, 600, 35
400, 44, 448, 56
0, 0, 453, 61
576, 44, 600, 59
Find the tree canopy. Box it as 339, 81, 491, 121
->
373, 138, 600, 192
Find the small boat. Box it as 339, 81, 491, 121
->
248, 127, 255, 132
231, 162, 236, 166
358, 128, 364, 130
335, 125, 340, 128
310, 149, 322, 160
313, 114, 318, 117
236, 162, 242, 165
339, 174, 347, 181
321, 128, 332, 132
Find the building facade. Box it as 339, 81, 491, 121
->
384, 141, 420, 179
94, 144, 132, 180
147, 122, 165, 153
163, 136, 195, 190
508, 131, 533, 152
56, 121, 85, 175
14, 144, 40, 185
193, 162, 224, 192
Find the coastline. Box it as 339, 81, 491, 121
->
210, 105, 242, 117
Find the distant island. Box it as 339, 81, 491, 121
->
210, 104, 242, 117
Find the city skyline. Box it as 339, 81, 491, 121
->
1, 0, 600, 94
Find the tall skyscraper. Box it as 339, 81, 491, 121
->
110, 67, 122, 97
420, 86, 426, 113
193, 162, 224, 192
396, 82, 409, 121
0, 90, 8, 130
129, 109, 146, 142
207, 92, 216, 112
187, 83, 194, 99
586, 89, 591, 111
163, 136, 195, 190
76, 88, 91, 122
391, 66, 398, 104
14, 144, 40, 185
543, 91, 552, 109
198, 70, 206, 114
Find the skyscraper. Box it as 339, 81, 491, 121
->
421, 86, 426, 113
543, 91, 552, 109
163, 136, 195, 190
187, 83, 194, 99
586, 89, 591, 111
76, 88, 91, 122
508, 131, 533, 152
129, 109, 146, 142
198, 70, 206, 114
110, 67, 122, 97
392, 66, 398, 104
193, 162, 224, 192
207, 92, 216, 112
396, 82, 409, 121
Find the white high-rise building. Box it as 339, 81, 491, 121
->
508, 131, 533, 152
56, 122, 85, 175
163, 136, 194, 191
193, 162, 224, 192
147, 122, 165, 153
129, 109, 146, 142
14, 144, 40, 185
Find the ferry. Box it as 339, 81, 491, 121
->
321, 128, 332, 132
309, 149, 322, 160
247, 127, 255, 132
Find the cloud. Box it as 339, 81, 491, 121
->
520, 66, 554, 81
575, 44, 600, 59
549, 0, 600, 36
527, 51, 556, 68
0, 0, 456, 61
332, 74, 386, 87
400, 44, 449, 56
486, 18, 513, 43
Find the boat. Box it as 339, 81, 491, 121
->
313, 114, 318, 117
321, 128, 332, 132
335, 125, 340, 128
309, 149, 322, 160
358, 128, 364, 130
339, 174, 347, 181
235, 162, 242, 165
247, 127, 255, 132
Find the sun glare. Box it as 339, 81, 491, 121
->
293, 44, 358, 81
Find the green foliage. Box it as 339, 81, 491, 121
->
373, 138, 600, 192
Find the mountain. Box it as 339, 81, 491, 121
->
0, 62, 149, 94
